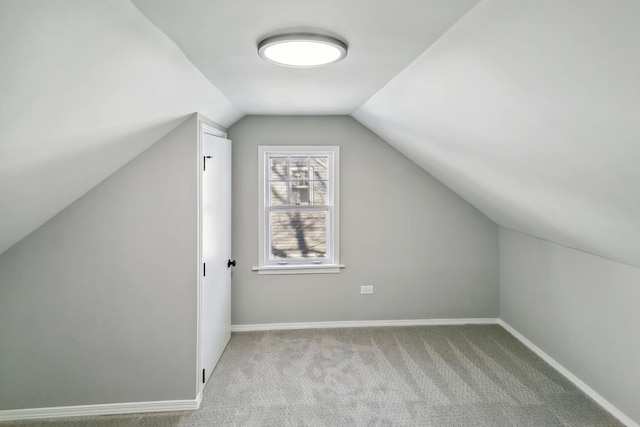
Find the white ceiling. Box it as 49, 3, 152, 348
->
355, 0, 640, 267
131, 0, 480, 115
2, 0, 639, 271
0, 0, 241, 255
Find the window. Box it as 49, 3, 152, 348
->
256, 146, 341, 274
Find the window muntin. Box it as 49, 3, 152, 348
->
259, 146, 339, 269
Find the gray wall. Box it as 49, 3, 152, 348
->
0, 115, 199, 410
229, 116, 499, 325
499, 228, 640, 425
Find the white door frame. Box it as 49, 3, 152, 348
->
195, 116, 229, 402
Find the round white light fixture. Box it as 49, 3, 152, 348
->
258, 34, 347, 68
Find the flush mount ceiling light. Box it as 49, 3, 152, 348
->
258, 34, 347, 68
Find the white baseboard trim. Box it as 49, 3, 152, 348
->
231, 317, 499, 332
498, 320, 638, 427
0, 398, 200, 422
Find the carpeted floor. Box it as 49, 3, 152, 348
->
4, 325, 623, 426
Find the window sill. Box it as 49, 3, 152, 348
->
251, 264, 345, 275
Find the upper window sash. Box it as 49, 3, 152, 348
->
266, 154, 333, 208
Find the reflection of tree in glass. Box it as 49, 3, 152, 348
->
271, 212, 327, 259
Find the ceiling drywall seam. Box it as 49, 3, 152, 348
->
349, 0, 485, 115
129, 0, 245, 126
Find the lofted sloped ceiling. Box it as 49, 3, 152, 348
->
2, 0, 639, 270
355, 0, 640, 268
136, 0, 640, 268
0, 0, 481, 256
0, 0, 242, 255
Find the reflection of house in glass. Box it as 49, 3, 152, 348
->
291, 167, 312, 205
268, 155, 330, 260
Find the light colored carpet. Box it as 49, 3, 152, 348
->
4, 325, 623, 426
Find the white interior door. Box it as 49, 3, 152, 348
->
201, 130, 232, 387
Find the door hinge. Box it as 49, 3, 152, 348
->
202, 369, 205, 383
203, 263, 206, 276
203, 156, 212, 171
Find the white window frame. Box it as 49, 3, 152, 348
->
254, 146, 342, 274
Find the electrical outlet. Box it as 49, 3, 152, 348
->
360, 285, 374, 295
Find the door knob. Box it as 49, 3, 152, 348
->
228, 259, 236, 268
